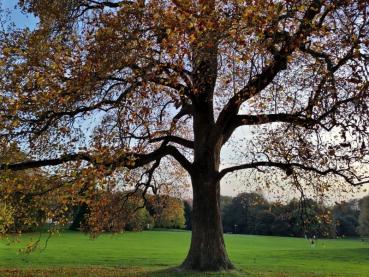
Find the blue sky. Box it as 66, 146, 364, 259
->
1, 0, 37, 28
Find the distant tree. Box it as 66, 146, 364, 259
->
70, 189, 156, 233
270, 220, 291, 237
222, 192, 269, 234
333, 200, 359, 237
270, 198, 332, 238
254, 210, 276, 235
183, 200, 192, 230
358, 196, 369, 237
148, 196, 185, 229
271, 200, 301, 236
125, 207, 154, 231
69, 203, 89, 231
302, 199, 332, 238
336, 215, 358, 237
220, 196, 233, 213
84, 191, 154, 234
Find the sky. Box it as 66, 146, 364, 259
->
1, 0, 37, 28
1, 0, 368, 202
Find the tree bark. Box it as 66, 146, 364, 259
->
181, 5, 233, 267
180, 173, 234, 271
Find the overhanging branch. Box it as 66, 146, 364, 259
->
0, 145, 193, 175
218, 161, 369, 186
0, 153, 93, 171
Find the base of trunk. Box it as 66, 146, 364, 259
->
184, 170, 234, 271
180, 254, 234, 271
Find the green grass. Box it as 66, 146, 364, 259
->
1, 230, 369, 276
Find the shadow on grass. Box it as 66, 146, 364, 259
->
144, 267, 249, 276
0, 267, 251, 277
0, 267, 340, 277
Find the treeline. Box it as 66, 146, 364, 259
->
69, 192, 186, 233
3, 179, 368, 239
184, 193, 364, 238
222, 193, 358, 238
0, 188, 187, 233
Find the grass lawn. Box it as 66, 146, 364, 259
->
1, 230, 369, 276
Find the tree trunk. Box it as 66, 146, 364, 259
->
69, 203, 88, 231
180, 174, 234, 271
183, 17, 230, 268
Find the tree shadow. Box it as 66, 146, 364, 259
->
138, 267, 249, 277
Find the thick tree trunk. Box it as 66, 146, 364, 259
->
182, 9, 231, 267
180, 174, 234, 271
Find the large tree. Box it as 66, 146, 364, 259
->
1, 0, 369, 271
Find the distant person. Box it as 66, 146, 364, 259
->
310, 235, 317, 248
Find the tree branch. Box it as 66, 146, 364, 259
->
218, 161, 369, 186
0, 145, 193, 175
236, 113, 318, 128
149, 136, 194, 149
215, 0, 324, 141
